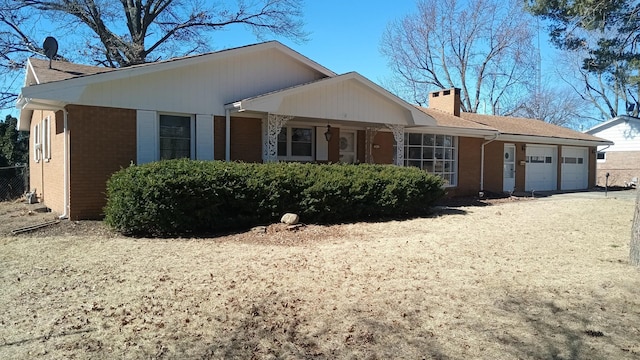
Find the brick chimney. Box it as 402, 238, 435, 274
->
428, 88, 461, 117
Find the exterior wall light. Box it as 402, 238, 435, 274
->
324, 124, 332, 142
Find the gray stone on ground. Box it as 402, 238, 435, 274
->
280, 213, 299, 225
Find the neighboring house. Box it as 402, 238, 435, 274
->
585, 116, 640, 187
16, 41, 612, 220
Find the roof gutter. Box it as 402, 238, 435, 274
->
495, 134, 613, 147
480, 133, 500, 194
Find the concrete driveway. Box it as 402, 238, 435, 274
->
529, 188, 637, 201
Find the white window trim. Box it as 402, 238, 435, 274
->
277, 125, 315, 162
158, 113, 196, 160
596, 151, 606, 162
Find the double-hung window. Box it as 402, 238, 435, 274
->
399, 133, 458, 186
277, 126, 314, 161
159, 114, 192, 160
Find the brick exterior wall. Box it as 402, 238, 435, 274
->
448, 137, 483, 197
595, 151, 640, 187
480, 141, 531, 194
214, 116, 265, 163
29, 110, 65, 215
37, 103, 602, 219
67, 105, 136, 220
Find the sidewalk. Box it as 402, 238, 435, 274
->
514, 188, 637, 201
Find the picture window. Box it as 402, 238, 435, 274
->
397, 133, 457, 187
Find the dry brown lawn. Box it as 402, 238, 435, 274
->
1, 193, 639, 359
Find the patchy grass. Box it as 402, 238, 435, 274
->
1, 194, 639, 359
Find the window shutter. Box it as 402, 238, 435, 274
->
34, 123, 41, 162
136, 110, 158, 164
195, 114, 214, 160
315, 126, 328, 161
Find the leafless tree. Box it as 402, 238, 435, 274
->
555, 43, 633, 121
380, 0, 536, 114
0, 0, 307, 109
510, 84, 591, 129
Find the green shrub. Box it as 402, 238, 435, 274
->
104, 160, 445, 236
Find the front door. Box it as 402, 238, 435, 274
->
339, 130, 357, 163
503, 144, 516, 192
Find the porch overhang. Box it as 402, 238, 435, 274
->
225, 72, 437, 128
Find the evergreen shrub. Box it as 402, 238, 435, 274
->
104, 160, 445, 236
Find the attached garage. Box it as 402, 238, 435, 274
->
561, 146, 589, 190
525, 145, 557, 191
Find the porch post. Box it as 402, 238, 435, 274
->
386, 124, 405, 166
365, 127, 380, 164
264, 113, 292, 162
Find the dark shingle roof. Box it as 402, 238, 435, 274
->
460, 112, 605, 142
28, 58, 113, 84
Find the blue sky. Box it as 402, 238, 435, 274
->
213, 0, 559, 88
214, 1, 420, 83
6, 0, 561, 118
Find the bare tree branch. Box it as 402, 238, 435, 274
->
0, 0, 307, 110
381, 0, 536, 115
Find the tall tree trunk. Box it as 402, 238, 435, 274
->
631, 190, 640, 266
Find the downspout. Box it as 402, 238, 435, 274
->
225, 109, 231, 161
480, 133, 499, 195
59, 108, 69, 219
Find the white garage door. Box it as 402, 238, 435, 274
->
525, 145, 557, 191
561, 146, 589, 190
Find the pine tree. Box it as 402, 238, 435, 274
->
0, 115, 28, 167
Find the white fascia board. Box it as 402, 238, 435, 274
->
408, 107, 437, 126
29, 41, 338, 94
585, 116, 640, 134
498, 134, 613, 147
270, 42, 337, 77
17, 109, 32, 132
349, 73, 437, 126
26, 59, 39, 85
226, 95, 284, 113
16, 96, 67, 131
406, 125, 498, 138
21, 83, 86, 103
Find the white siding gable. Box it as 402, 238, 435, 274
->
590, 119, 640, 152
75, 48, 327, 116
279, 78, 413, 124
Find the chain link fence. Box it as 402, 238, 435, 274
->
0, 165, 28, 201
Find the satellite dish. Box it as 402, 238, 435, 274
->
42, 36, 58, 69
627, 102, 636, 114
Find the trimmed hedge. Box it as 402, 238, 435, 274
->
104, 160, 445, 236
